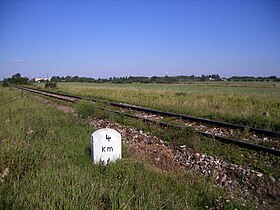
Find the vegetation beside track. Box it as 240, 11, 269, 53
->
36, 82, 280, 131
0, 87, 251, 209
75, 100, 280, 180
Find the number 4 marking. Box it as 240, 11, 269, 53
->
106, 134, 111, 142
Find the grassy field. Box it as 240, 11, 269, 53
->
0, 87, 250, 209
38, 82, 280, 131
51, 81, 280, 95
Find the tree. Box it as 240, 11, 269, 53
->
12, 73, 21, 78
3, 73, 30, 85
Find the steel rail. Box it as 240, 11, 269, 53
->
16, 86, 78, 102
16, 85, 280, 137
16, 85, 280, 156
16, 86, 82, 100
108, 102, 280, 137
103, 109, 280, 156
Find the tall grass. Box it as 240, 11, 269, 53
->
96, 106, 280, 179
0, 87, 250, 209
49, 82, 280, 131
75, 100, 98, 118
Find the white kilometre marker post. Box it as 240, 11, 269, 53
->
91, 128, 122, 164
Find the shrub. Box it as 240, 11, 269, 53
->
1, 80, 9, 87
45, 81, 57, 88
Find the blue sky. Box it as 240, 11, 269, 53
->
0, 0, 280, 79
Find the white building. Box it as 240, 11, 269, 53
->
34, 77, 51, 82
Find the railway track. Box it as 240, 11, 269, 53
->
15, 86, 280, 156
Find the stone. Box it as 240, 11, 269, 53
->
256, 173, 263, 177
91, 128, 122, 165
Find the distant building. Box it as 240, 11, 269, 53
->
221, 77, 229, 81
34, 77, 51, 82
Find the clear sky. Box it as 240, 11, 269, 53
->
0, 0, 280, 79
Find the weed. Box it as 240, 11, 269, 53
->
75, 100, 98, 118
45, 81, 57, 88
93, 107, 280, 179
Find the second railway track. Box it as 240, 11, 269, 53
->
15, 85, 280, 156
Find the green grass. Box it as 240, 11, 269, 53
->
73, 100, 280, 179
35, 82, 280, 131
114, 114, 280, 179
75, 100, 98, 118
0, 87, 252, 209
42, 81, 280, 95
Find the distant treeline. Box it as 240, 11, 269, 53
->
51, 74, 222, 83
2, 73, 280, 86
228, 76, 280, 82
1, 73, 30, 86
50, 74, 280, 83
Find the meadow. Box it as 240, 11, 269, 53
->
1, 87, 251, 209
39, 81, 280, 131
